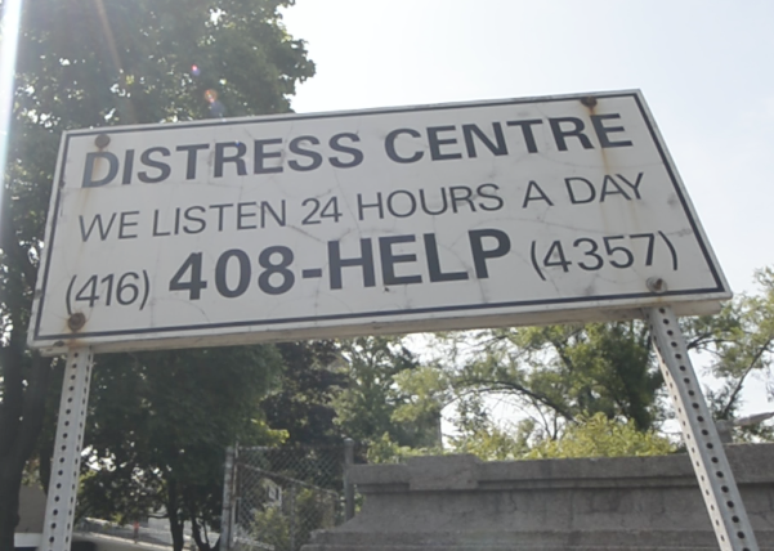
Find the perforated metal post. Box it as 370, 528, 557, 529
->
41, 348, 94, 551
649, 307, 758, 551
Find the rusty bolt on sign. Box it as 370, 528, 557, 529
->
94, 134, 110, 148
646, 277, 667, 294
580, 96, 597, 108
67, 312, 86, 332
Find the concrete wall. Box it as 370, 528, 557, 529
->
304, 444, 774, 550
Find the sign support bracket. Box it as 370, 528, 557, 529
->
40, 347, 94, 551
649, 306, 758, 551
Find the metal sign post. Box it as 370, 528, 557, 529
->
40, 347, 94, 551
650, 307, 758, 551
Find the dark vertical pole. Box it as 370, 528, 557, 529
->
220, 446, 236, 550
289, 484, 297, 551
344, 438, 355, 521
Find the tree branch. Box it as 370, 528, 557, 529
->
455, 377, 575, 421
721, 338, 774, 418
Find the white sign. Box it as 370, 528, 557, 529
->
29, 90, 730, 354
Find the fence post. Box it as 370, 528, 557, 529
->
344, 438, 355, 521
289, 483, 297, 551
220, 446, 237, 550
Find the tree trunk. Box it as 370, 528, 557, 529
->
0, 194, 53, 549
0, 465, 23, 551
190, 515, 212, 551
0, 340, 52, 550
168, 481, 186, 551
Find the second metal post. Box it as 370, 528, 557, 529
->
649, 307, 758, 551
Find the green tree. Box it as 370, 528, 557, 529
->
686, 269, 774, 441
0, 0, 313, 547
444, 413, 674, 461
430, 321, 661, 444
262, 341, 347, 446
446, 418, 535, 461
74, 346, 286, 551
408, 267, 774, 455
333, 336, 441, 449
525, 413, 675, 459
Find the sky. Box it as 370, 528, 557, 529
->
281, 0, 774, 420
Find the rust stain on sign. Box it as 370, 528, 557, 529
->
580, 96, 598, 110
67, 312, 86, 332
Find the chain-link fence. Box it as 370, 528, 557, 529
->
223, 443, 357, 551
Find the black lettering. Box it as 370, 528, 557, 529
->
328, 239, 376, 289
469, 229, 511, 278
357, 193, 384, 221
152, 210, 171, 237
183, 206, 206, 234
379, 235, 422, 285
385, 128, 423, 163
176, 144, 210, 179
428, 126, 462, 161
565, 177, 596, 204
419, 188, 448, 215
258, 246, 295, 295
617, 172, 643, 199
209, 203, 233, 231
462, 123, 507, 157
261, 201, 286, 227
506, 119, 543, 153
549, 117, 593, 151
600, 175, 631, 202
254, 138, 283, 174
522, 180, 554, 208
329, 133, 364, 168
122, 150, 134, 185
216, 249, 251, 298
450, 186, 475, 213
79, 213, 117, 241
215, 142, 247, 178
289, 136, 323, 172
118, 211, 139, 239
591, 114, 632, 148
82, 152, 118, 188
387, 190, 417, 218
477, 183, 504, 211
138, 147, 171, 183
237, 202, 258, 229
424, 233, 468, 282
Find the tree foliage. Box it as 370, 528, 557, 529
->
443, 413, 674, 461
688, 269, 774, 441
75, 347, 286, 551
395, 271, 774, 458
525, 413, 674, 459
0, 0, 313, 548
404, 320, 663, 449
332, 336, 441, 450
262, 341, 346, 447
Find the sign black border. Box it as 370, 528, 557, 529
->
32, 91, 728, 343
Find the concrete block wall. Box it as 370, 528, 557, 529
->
304, 444, 774, 550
